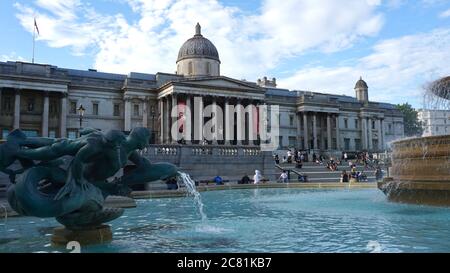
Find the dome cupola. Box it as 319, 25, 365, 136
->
176, 23, 220, 77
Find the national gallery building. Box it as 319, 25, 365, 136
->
0, 24, 404, 153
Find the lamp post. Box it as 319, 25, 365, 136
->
77, 104, 85, 137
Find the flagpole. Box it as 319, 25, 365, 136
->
32, 20, 36, 64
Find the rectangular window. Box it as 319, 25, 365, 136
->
3, 97, 12, 113
206, 62, 211, 75
372, 120, 376, 130
344, 119, 348, 129
354, 119, 359, 129
373, 139, 378, 149
23, 130, 38, 137
27, 98, 35, 112
388, 124, 392, 134
355, 139, 361, 151
68, 130, 77, 140
133, 104, 139, 116
289, 115, 294, 126
114, 104, 120, 116
344, 138, 350, 151
93, 103, 99, 115
2, 129, 10, 139
70, 101, 77, 114
49, 100, 57, 115
288, 136, 296, 147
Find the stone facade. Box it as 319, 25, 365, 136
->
418, 109, 450, 137
0, 24, 404, 154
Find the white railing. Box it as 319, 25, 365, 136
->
145, 144, 263, 157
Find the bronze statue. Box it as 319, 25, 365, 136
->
1, 127, 178, 230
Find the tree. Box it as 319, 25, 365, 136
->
396, 103, 423, 137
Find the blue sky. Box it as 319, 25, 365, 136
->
1, 0, 450, 108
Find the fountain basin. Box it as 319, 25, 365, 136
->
378, 135, 450, 206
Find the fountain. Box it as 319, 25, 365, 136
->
0, 127, 178, 246
378, 76, 450, 206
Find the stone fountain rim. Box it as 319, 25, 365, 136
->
391, 134, 450, 146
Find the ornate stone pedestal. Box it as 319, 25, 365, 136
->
51, 224, 113, 247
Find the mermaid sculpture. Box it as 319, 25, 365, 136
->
1, 127, 178, 231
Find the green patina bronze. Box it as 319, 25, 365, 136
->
0, 127, 178, 230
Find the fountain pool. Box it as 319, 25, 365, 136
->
1, 188, 450, 253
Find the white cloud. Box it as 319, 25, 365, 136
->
14, 0, 385, 78
0, 52, 25, 62
440, 8, 450, 18
279, 28, 450, 106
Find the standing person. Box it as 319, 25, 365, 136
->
375, 166, 383, 181
344, 152, 348, 162
279, 171, 288, 183
274, 154, 280, 164
253, 170, 263, 184
287, 150, 292, 163
341, 171, 349, 183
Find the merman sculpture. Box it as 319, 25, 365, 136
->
0, 127, 178, 245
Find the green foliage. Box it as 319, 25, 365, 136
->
396, 103, 423, 137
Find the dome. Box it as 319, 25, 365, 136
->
177, 23, 220, 63
355, 77, 368, 89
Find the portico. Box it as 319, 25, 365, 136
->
0, 70, 68, 138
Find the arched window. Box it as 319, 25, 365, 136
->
206, 62, 211, 75
188, 62, 193, 75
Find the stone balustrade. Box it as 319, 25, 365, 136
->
144, 144, 263, 157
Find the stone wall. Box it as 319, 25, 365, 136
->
145, 145, 276, 182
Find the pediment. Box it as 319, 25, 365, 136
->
176, 77, 262, 91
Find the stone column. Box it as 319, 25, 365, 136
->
378, 119, 383, 151
171, 94, 178, 143
303, 113, 309, 150
211, 97, 218, 145
248, 101, 255, 146
368, 118, 373, 151
236, 99, 243, 145
327, 114, 332, 150
194, 96, 204, 144
361, 117, 368, 150
313, 112, 318, 150
185, 95, 192, 144
159, 99, 164, 144
0, 88, 2, 115
224, 98, 232, 145
124, 98, 132, 132
297, 113, 302, 149
42, 92, 49, 137
164, 97, 170, 143
335, 115, 340, 150
142, 99, 148, 128
13, 89, 21, 129
60, 94, 67, 138
320, 115, 325, 150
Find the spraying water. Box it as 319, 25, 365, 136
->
177, 172, 207, 221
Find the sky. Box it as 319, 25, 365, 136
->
1, 0, 450, 108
